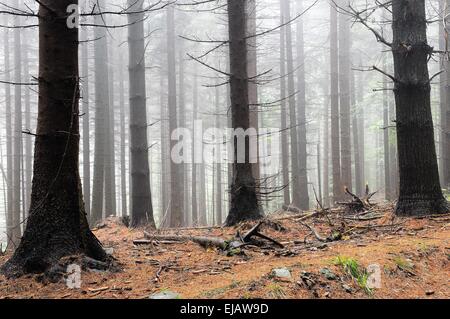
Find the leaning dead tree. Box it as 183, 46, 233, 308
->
346, 1, 449, 216
1, 0, 107, 277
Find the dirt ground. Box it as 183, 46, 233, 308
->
0, 205, 449, 299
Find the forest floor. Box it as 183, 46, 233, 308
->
0, 203, 449, 299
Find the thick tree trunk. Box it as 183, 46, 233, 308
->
1, 0, 106, 277
167, 5, 183, 227
330, 2, 342, 202
127, 0, 155, 227
279, 6, 290, 205
296, 0, 309, 210
91, 0, 109, 225
338, 0, 352, 192
225, 0, 262, 226
392, 0, 448, 216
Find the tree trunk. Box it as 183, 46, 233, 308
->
330, 2, 342, 202
105, 39, 116, 217
12, 0, 23, 244
191, 67, 198, 225
178, 48, 187, 226
444, 0, 450, 188
225, 0, 262, 226
322, 80, 330, 207
119, 50, 127, 217
167, 5, 183, 227
80, 10, 90, 218
279, 5, 290, 205
383, 57, 392, 200
23, 29, 32, 216
392, 0, 448, 216
351, 69, 362, 197
91, 0, 109, 225
282, 0, 302, 209
338, 0, 352, 192
215, 83, 222, 225
127, 0, 155, 227
3, 15, 13, 248
247, 0, 260, 188
296, 0, 309, 210
357, 60, 366, 195
1, 0, 106, 277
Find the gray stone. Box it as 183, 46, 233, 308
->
149, 290, 181, 299
272, 267, 292, 279
342, 284, 353, 293
320, 268, 337, 280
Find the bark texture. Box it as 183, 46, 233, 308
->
1, 0, 106, 277
225, 0, 263, 226
392, 0, 448, 216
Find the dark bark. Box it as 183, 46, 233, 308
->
127, 0, 155, 227
1, 0, 106, 277
225, 0, 263, 226
391, 0, 448, 216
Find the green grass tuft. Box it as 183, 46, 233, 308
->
332, 256, 372, 295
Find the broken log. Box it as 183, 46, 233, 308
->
143, 232, 228, 250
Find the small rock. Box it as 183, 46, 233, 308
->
149, 290, 181, 299
272, 267, 292, 280
320, 268, 337, 280
104, 248, 114, 256
342, 284, 353, 293
425, 290, 435, 296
